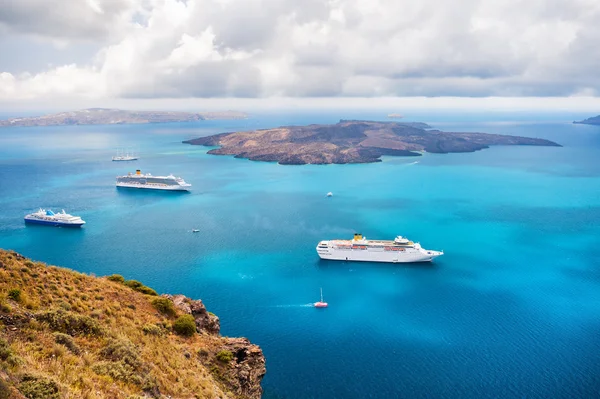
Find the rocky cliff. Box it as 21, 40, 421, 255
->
0, 250, 265, 399
183, 120, 561, 165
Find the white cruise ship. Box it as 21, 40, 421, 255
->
24, 209, 86, 227
116, 170, 191, 191
316, 234, 443, 263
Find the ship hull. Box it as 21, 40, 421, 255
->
316, 247, 442, 263
24, 218, 84, 227
116, 182, 190, 191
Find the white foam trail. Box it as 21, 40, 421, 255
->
268, 303, 315, 308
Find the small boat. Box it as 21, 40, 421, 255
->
24, 209, 86, 227
314, 288, 328, 308
192, 229, 200, 233
326, 192, 333, 197
112, 149, 138, 161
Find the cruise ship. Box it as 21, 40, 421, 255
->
24, 209, 86, 227
316, 234, 443, 263
116, 170, 191, 191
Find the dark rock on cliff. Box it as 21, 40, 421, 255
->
183, 120, 561, 165
214, 338, 267, 399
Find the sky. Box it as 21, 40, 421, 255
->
1, 0, 600, 112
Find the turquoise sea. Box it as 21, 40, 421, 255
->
1, 111, 599, 398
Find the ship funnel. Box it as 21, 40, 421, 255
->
353, 233, 362, 240
136, 169, 141, 175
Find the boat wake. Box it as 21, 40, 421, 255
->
268, 304, 316, 308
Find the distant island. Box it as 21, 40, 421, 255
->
0, 108, 248, 127
183, 120, 561, 165
573, 115, 600, 125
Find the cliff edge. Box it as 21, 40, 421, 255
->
0, 250, 265, 399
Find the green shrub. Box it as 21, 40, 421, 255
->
151, 298, 175, 317
142, 324, 164, 336
35, 308, 103, 336
92, 361, 142, 385
99, 339, 141, 369
0, 338, 13, 361
53, 332, 81, 354
215, 350, 233, 363
0, 378, 11, 399
107, 274, 125, 283
18, 374, 59, 399
125, 280, 158, 296
172, 315, 196, 337
7, 289, 21, 302
0, 337, 22, 367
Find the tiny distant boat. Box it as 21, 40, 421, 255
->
192, 229, 200, 233
112, 149, 138, 161
326, 192, 333, 197
314, 288, 328, 308
317, 233, 443, 263
116, 170, 191, 191
24, 209, 85, 227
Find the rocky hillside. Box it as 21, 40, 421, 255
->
0, 250, 265, 399
183, 120, 561, 165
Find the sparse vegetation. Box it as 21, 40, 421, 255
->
151, 297, 176, 316
216, 350, 234, 363
35, 308, 103, 336
124, 280, 158, 296
0, 378, 11, 399
53, 332, 80, 354
18, 374, 60, 399
107, 274, 125, 283
173, 315, 197, 337
7, 288, 21, 302
142, 323, 164, 336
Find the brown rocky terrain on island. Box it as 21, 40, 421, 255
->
0, 249, 265, 399
0, 108, 248, 127
183, 120, 561, 165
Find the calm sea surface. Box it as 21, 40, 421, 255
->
1, 111, 599, 398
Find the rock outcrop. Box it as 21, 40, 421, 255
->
164, 294, 221, 335
184, 120, 561, 165
216, 338, 267, 399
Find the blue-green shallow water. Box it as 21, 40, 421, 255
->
1, 112, 600, 398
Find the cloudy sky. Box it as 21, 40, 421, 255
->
1, 0, 600, 110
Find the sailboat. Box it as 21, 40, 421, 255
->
314, 288, 328, 308
112, 148, 138, 161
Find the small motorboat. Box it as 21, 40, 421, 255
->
314, 288, 328, 308
326, 192, 333, 197
192, 229, 200, 233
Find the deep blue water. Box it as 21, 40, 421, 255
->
1, 111, 599, 399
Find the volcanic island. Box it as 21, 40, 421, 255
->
183, 120, 561, 165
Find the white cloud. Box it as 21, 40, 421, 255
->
1, 0, 600, 103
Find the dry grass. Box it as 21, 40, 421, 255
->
0, 250, 239, 399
